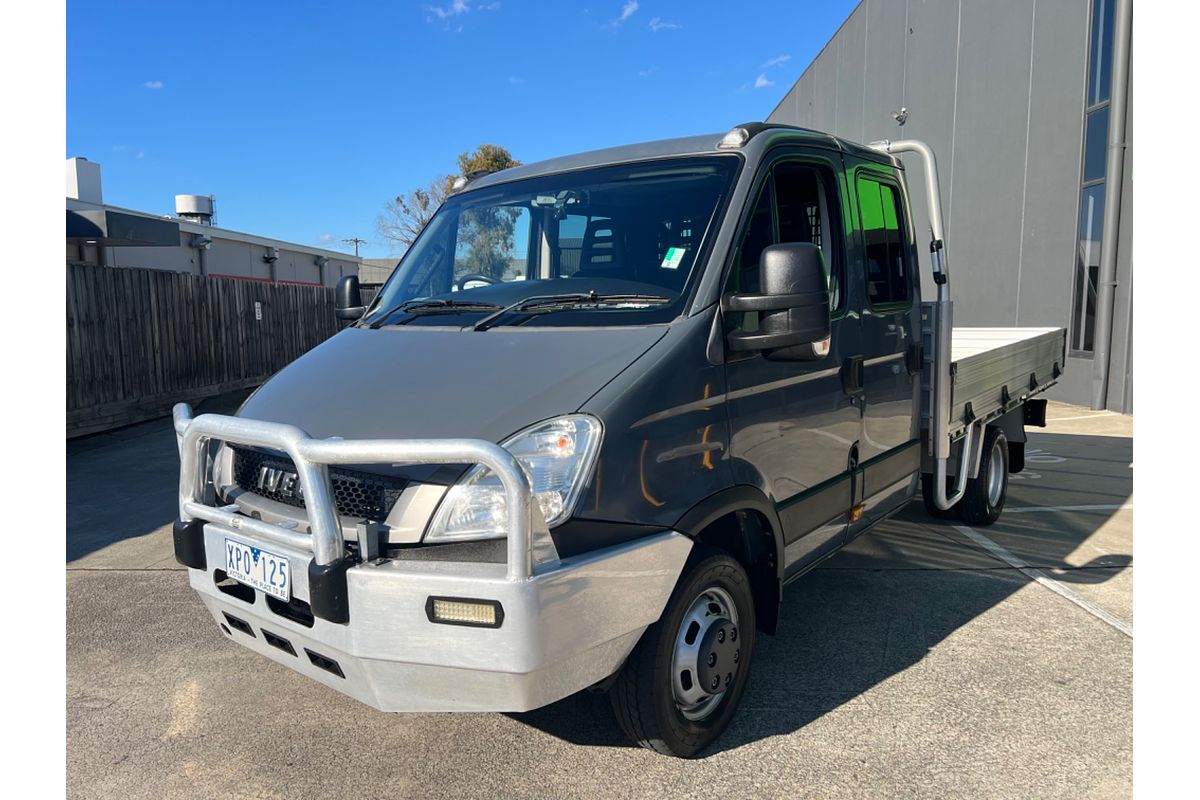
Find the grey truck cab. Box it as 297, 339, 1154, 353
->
171, 124, 1065, 757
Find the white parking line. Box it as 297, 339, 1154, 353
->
1004, 503, 1133, 514
952, 524, 1133, 639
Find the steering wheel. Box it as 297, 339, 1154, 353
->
454, 273, 498, 291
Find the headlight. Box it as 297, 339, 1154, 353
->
425, 415, 603, 543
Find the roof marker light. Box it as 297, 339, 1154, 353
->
717, 127, 751, 149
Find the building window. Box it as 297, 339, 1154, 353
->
1082, 105, 1110, 184
1070, 0, 1116, 355
1087, 0, 1115, 107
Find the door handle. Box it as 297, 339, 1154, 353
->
841, 355, 864, 395
906, 343, 923, 375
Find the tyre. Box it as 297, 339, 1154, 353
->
958, 427, 1009, 525
609, 547, 756, 758
921, 472, 958, 519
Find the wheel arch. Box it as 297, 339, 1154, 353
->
674, 485, 784, 634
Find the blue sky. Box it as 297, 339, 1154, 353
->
67, 1, 856, 259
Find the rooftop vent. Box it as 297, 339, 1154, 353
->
176, 194, 216, 226
66, 157, 103, 204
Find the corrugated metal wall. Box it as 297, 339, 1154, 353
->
768, 0, 1132, 411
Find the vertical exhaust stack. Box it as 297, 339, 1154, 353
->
176, 194, 216, 227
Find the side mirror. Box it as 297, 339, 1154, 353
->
726, 242, 831, 360
335, 275, 366, 323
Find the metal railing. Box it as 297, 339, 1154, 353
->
173, 403, 536, 580
868, 139, 978, 510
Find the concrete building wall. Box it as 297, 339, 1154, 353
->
65, 158, 359, 288
66, 203, 359, 288
768, 0, 1131, 411
95, 233, 200, 274
359, 259, 399, 285
75, 235, 358, 287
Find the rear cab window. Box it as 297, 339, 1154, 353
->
855, 175, 911, 307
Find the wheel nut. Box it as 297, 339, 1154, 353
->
733, 649, 740, 663
707, 653, 717, 667
725, 673, 732, 686
710, 676, 720, 691
730, 628, 737, 642
717, 629, 726, 643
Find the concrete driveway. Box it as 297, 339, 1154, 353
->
66, 400, 1132, 799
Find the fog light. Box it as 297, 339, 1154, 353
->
426, 596, 504, 628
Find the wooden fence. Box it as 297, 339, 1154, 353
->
67, 264, 340, 437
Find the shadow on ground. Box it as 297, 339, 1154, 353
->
66, 390, 252, 562
66, 405, 1131, 760
511, 429, 1132, 756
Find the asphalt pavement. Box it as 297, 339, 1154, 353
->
66, 400, 1132, 799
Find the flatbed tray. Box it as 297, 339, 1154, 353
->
947, 327, 1066, 437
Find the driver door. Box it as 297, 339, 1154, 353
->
723, 151, 862, 577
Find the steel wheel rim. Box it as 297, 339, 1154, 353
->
670, 586, 740, 722
986, 440, 1005, 507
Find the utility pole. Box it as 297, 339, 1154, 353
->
342, 237, 366, 257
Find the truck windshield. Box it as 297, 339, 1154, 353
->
364, 156, 739, 328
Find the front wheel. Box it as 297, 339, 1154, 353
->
609, 548, 756, 758
958, 427, 1009, 525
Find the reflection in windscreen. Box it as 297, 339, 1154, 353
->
366, 157, 739, 326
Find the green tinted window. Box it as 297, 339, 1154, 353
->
857, 176, 909, 305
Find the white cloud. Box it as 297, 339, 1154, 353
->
613, 1, 638, 25
427, 0, 469, 19
319, 233, 335, 243
753, 73, 774, 89
143, 80, 164, 89
760, 54, 792, 69
648, 17, 680, 32
426, 1, 498, 27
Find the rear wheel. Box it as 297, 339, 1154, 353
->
609, 548, 756, 758
958, 427, 1009, 525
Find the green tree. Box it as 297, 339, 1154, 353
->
377, 144, 522, 252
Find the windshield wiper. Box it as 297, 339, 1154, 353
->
368, 298, 503, 329
472, 291, 671, 332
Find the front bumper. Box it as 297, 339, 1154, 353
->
189, 524, 691, 712
172, 403, 692, 712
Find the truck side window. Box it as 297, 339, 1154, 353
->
734, 178, 774, 295
774, 163, 841, 311
727, 162, 843, 333
857, 176, 909, 305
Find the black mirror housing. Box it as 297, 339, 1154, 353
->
726, 243, 831, 360
335, 275, 366, 323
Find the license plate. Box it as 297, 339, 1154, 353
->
224, 538, 290, 601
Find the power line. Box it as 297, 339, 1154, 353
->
342, 237, 366, 257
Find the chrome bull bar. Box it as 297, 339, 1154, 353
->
172, 403, 536, 617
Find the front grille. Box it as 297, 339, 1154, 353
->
230, 446, 407, 522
